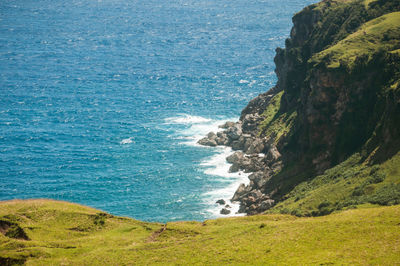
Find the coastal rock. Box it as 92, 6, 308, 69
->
269, 161, 283, 174
246, 138, 265, 154
258, 199, 275, 212
220, 208, 231, 215
216, 199, 225, 205
240, 90, 277, 121
238, 204, 246, 213
226, 151, 245, 164
248, 171, 269, 189
226, 123, 242, 141
207, 132, 217, 139
231, 183, 246, 202
215, 137, 228, 145
265, 145, 281, 162
241, 134, 253, 152
245, 155, 265, 173
231, 139, 245, 151
242, 113, 263, 134
227, 152, 265, 173
219, 121, 236, 129
229, 164, 241, 173
198, 132, 219, 147
215, 132, 229, 145
245, 196, 257, 205
253, 190, 264, 199
237, 191, 274, 214
217, 131, 227, 138
198, 137, 217, 147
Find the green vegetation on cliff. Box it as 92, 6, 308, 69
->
270, 151, 400, 216
258, 91, 298, 145
310, 11, 400, 70
1, 200, 400, 265
251, 0, 400, 215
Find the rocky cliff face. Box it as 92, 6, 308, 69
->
200, 0, 400, 215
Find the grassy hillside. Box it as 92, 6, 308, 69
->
310, 11, 400, 70
1, 199, 400, 265
270, 151, 400, 216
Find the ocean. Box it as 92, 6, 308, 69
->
0, 0, 315, 222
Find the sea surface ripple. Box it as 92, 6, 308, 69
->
0, 0, 315, 222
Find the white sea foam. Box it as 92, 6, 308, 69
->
165, 113, 250, 219
200, 147, 250, 218
164, 114, 212, 124
165, 114, 236, 146
239, 79, 249, 84
120, 137, 134, 145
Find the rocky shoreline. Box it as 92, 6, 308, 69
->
198, 91, 283, 215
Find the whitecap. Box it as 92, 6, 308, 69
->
164, 114, 212, 124
239, 79, 249, 84
120, 137, 134, 145
200, 146, 251, 219
164, 114, 237, 146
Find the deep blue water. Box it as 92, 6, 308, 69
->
0, 0, 315, 222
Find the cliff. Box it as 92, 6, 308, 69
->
199, 0, 400, 216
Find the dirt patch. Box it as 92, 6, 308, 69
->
146, 224, 167, 243
0, 220, 29, 240
0, 256, 27, 266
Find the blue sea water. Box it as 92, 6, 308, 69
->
0, 0, 315, 222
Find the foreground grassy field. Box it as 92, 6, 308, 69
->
1, 199, 399, 265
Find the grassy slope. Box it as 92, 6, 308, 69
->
310, 11, 400, 70
270, 151, 400, 216
258, 91, 298, 145
1, 200, 400, 265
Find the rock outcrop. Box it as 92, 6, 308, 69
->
199, 0, 400, 215
198, 120, 283, 214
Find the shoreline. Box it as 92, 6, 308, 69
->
196, 90, 284, 215
164, 114, 251, 219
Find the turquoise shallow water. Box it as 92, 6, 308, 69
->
0, 0, 315, 222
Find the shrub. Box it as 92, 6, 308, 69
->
368, 171, 386, 184
368, 183, 400, 206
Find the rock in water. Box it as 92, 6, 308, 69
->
231, 183, 246, 201
220, 208, 231, 215
219, 121, 236, 129
216, 199, 226, 205
226, 124, 242, 141
197, 137, 217, 147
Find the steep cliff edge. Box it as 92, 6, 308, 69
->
200, 0, 400, 216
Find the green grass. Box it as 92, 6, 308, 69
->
269, 151, 400, 217
310, 11, 400, 70
258, 91, 297, 144
364, 0, 379, 9
258, 91, 283, 133
1, 199, 400, 265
